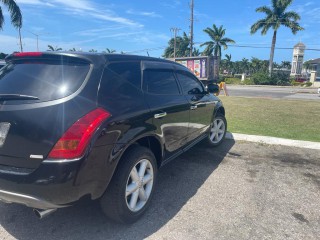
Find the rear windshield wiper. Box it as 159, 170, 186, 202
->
0, 94, 39, 101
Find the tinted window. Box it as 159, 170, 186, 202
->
0, 59, 90, 103
107, 61, 141, 89
176, 72, 204, 95
144, 70, 180, 95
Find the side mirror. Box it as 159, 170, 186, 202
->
207, 83, 219, 94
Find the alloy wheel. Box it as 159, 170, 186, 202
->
125, 159, 154, 212
209, 118, 226, 144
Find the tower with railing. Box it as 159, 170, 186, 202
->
291, 42, 306, 76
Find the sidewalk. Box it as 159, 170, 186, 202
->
226, 132, 320, 150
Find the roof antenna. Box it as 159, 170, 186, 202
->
147, 51, 149, 57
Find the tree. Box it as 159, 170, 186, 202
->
241, 58, 250, 74
0, 0, 23, 52
224, 54, 232, 74
163, 32, 190, 58
250, 0, 304, 75
281, 61, 291, 70
103, 48, 116, 53
68, 48, 76, 52
201, 24, 235, 79
47, 45, 62, 51
192, 48, 201, 56
303, 60, 313, 71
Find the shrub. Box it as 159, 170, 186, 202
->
251, 72, 271, 85
242, 78, 254, 85
272, 71, 291, 86
304, 82, 312, 87
225, 78, 241, 85
218, 75, 226, 83
291, 80, 301, 86
251, 71, 290, 85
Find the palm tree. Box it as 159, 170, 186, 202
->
103, 48, 116, 53
47, 45, 62, 51
192, 48, 201, 56
201, 24, 235, 79
250, 0, 304, 75
225, 54, 232, 74
0, 0, 23, 52
241, 58, 250, 74
163, 32, 190, 58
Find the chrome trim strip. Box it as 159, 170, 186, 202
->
43, 158, 82, 163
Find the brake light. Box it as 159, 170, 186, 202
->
13, 52, 42, 57
48, 108, 110, 159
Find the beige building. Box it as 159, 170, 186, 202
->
306, 58, 320, 87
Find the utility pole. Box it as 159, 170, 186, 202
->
170, 27, 180, 58
27, 31, 50, 51
189, 0, 194, 57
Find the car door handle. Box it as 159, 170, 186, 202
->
154, 112, 167, 119
190, 105, 197, 110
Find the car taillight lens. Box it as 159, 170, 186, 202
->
48, 108, 110, 159
13, 52, 42, 57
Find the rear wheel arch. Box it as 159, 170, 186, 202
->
134, 136, 163, 168
113, 135, 163, 174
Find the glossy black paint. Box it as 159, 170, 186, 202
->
0, 52, 225, 209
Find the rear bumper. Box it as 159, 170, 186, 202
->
0, 189, 63, 209
0, 158, 85, 209
0, 144, 118, 210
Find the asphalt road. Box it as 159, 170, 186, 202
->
0, 140, 319, 240
226, 85, 320, 100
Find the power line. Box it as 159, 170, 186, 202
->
123, 43, 320, 55
228, 45, 320, 51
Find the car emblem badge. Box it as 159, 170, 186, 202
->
0, 122, 10, 147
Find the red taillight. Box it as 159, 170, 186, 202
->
48, 108, 111, 159
13, 52, 42, 57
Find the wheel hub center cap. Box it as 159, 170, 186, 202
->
138, 179, 143, 188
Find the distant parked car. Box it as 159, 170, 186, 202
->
0, 52, 226, 223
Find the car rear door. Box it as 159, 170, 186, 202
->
142, 61, 190, 157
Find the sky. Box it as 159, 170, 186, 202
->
0, 0, 319, 62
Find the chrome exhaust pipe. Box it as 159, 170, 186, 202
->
33, 208, 57, 219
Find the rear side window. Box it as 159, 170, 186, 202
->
0, 59, 90, 103
107, 61, 141, 89
143, 70, 180, 95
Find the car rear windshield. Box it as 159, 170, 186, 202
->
0, 58, 90, 103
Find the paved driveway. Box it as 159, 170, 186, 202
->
0, 140, 319, 240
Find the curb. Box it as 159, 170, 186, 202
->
225, 132, 320, 150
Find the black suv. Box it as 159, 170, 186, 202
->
0, 52, 226, 223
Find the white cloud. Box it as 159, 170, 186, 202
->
16, 0, 54, 7
126, 9, 162, 18
160, 0, 181, 8
16, 0, 142, 27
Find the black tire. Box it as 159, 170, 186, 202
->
100, 145, 157, 223
205, 113, 227, 147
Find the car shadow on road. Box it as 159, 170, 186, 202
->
0, 139, 235, 240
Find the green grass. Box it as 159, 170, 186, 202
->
220, 96, 320, 142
